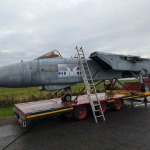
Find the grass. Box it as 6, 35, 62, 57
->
0, 80, 137, 106
0, 80, 136, 97
0, 106, 13, 119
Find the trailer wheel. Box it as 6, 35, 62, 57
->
114, 99, 122, 111
61, 94, 72, 101
95, 102, 107, 115
100, 102, 107, 114
141, 84, 149, 92
65, 94, 72, 101
74, 105, 88, 120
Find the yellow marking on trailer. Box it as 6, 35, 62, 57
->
124, 96, 139, 99
50, 67, 55, 69
106, 90, 150, 96
26, 107, 73, 119
107, 100, 115, 102
141, 92, 150, 96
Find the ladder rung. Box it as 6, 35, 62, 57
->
96, 115, 103, 118
87, 78, 92, 80
94, 104, 100, 107
94, 110, 100, 112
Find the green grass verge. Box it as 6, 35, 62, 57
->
0, 106, 13, 119
0, 80, 136, 97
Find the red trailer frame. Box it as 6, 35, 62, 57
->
13, 92, 132, 127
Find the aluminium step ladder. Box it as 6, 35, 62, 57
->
76, 46, 105, 123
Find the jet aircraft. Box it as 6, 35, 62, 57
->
0, 47, 149, 101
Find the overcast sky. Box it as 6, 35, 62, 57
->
0, 0, 150, 66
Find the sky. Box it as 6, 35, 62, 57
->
0, 0, 150, 66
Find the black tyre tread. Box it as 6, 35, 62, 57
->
65, 94, 72, 101
61, 94, 71, 101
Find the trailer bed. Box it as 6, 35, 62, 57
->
14, 93, 124, 117
13, 92, 150, 127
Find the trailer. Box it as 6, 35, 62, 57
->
13, 91, 150, 127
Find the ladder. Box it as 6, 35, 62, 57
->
76, 46, 105, 123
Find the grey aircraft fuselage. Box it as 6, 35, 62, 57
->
0, 50, 149, 91
0, 57, 121, 91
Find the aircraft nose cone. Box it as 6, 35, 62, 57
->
0, 64, 23, 87
0, 67, 9, 87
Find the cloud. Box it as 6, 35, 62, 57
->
0, 0, 150, 66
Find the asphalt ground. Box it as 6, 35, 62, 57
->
1, 99, 150, 150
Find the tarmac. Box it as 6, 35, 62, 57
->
1, 99, 150, 150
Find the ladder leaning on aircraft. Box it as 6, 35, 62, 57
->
76, 46, 105, 123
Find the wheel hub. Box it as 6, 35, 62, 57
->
116, 101, 121, 109
78, 108, 86, 119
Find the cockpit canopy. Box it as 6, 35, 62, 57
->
38, 50, 62, 59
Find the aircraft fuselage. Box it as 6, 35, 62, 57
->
0, 57, 122, 90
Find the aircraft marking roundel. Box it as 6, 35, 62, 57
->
69, 71, 74, 76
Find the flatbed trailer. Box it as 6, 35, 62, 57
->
13, 91, 150, 127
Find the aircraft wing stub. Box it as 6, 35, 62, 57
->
90, 51, 149, 71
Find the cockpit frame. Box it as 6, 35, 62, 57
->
38, 50, 62, 59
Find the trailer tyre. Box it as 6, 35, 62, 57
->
65, 94, 72, 101
95, 102, 107, 115
114, 99, 122, 111
61, 94, 72, 101
74, 105, 88, 121
100, 102, 107, 114
141, 84, 149, 92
